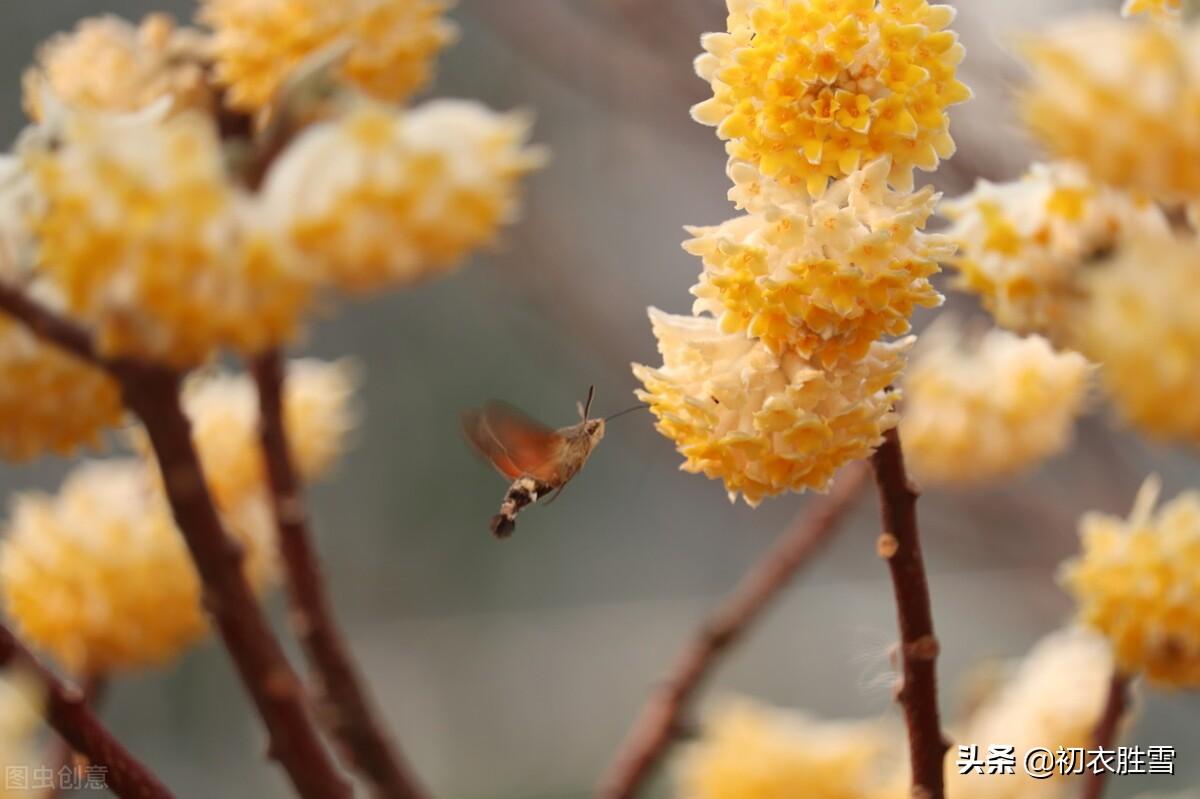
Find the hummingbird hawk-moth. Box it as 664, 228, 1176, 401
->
463, 387, 633, 539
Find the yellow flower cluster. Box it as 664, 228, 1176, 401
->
262, 100, 547, 292
0, 460, 277, 674
688, 157, 947, 367
941, 162, 1168, 338
28, 109, 312, 367
900, 318, 1092, 486
947, 628, 1115, 799
1070, 233, 1200, 443
1061, 477, 1200, 687
1021, 18, 1200, 206
637, 1, 967, 503
677, 699, 886, 799
22, 14, 213, 121
633, 309, 907, 505
177, 359, 358, 510
691, 0, 970, 198
201, 0, 457, 113
0, 313, 123, 462
1121, 0, 1182, 19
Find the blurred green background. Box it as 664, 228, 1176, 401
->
0, 1, 1197, 797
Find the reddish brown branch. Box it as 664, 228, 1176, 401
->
0, 625, 173, 799
870, 428, 949, 799
599, 462, 872, 799
1080, 672, 1130, 799
252, 350, 427, 799
0, 283, 350, 799
42, 675, 106, 799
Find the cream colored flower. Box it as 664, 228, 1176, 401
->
0, 282, 124, 462
27, 108, 312, 366
262, 100, 546, 292
177, 359, 358, 510
0, 671, 41, 799
23, 14, 213, 121
633, 308, 907, 505
691, 0, 970, 197
689, 157, 947, 367
677, 698, 887, 799
201, 0, 457, 112
0, 460, 277, 674
1021, 17, 1200, 206
900, 318, 1092, 486
1062, 477, 1200, 688
1121, 0, 1182, 20
1070, 232, 1200, 443
941, 162, 1168, 337
949, 628, 1116, 799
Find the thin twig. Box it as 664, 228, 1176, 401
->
0, 625, 174, 799
1080, 672, 1130, 799
252, 350, 427, 799
599, 462, 872, 799
0, 282, 351, 799
42, 675, 106, 799
870, 428, 949, 799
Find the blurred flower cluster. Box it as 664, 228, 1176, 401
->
0, 0, 544, 679
635, 0, 969, 504
677, 628, 1115, 799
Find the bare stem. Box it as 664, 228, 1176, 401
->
0, 625, 174, 799
252, 350, 428, 799
598, 462, 872, 799
1079, 672, 1130, 799
0, 283, 350, 799
870, 428, 949, 799
41, 675, 106, 799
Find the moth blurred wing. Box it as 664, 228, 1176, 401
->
462, 401, 565, 482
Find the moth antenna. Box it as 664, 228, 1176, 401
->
581, 385, 596, 420
604, 403, 649, 422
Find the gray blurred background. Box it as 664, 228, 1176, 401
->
0, 1, 1197, 797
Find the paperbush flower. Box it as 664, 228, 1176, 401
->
22, 14, 213, 121
175, 359, 358, 510
28, 109, 312, 366
688, 157, 946, 367
633, 308, 907, 505
201, 0, 457, 112
691, 0, 970, 197
263, 100, 547, 292
941, 162, 1167, 337
948, 628, 1116, 799
900, 319, 1092, 486
1121, 0, 1182, 19
1061, 477, 1200, 687
1021, 18, 1200, 206
1070, 233, 1200, 443
0, 671, 41, 798
676, 699, 886, 799
0, 460, 277, 674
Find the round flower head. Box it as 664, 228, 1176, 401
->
691, 0, 970, 198
22, 14, 213, 121
0, 460, 277, 674
1071, 233, 1200, 443
633, 308, 908, 505
688, 157, 946, 367
262, 100, 547, 293
174, 359, 358, 510
677, 698, 886, 799
900, 318, 1092, 486
27, 109, 312, 366
949, 628, 1117, 799
201, 0, 457, 112
942, 162, 1168, 338
1061, 477, 1200, 687
1121, 0, 1181, 20
1021, 18, 1200, 206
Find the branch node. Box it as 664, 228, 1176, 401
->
876, 532, 900, 559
